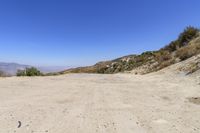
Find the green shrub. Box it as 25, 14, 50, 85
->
17, 67, 43, 76
163, 41, 179, 52
163, 26, 199, 52
141, 51, 154, 56
178, 26, 199, 47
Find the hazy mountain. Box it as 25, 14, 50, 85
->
0, 62, 70, 76
0, 62, 31, 75
37, 66, 71, 74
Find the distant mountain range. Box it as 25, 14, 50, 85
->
0, 62, 70, 75
0, 62, 31, 75
37, 66, 71, 74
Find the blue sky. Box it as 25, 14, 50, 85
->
0, 0, 200, 66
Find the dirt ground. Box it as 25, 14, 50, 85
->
0, 73, 200, 133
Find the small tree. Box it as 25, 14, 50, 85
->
17, 67, 43, 76
178, 26, 199, 47
0, 71, 6, 77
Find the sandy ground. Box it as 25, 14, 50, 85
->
0, 73, 200, 133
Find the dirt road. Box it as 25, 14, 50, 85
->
0, 73, 200, 133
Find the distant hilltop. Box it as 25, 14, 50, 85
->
61, 26, 200, 75
0, 62, 70, 76
0, 62, 31, 76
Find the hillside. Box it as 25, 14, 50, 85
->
62, 27, 200, 75
60, 54, 137, 74
155, 53, 200, 77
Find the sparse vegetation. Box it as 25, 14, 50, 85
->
176, 48, 193, 61
45, 71, 64, 76
176, 37, 200, 61
62, 26, 200, 74
17, 67, 43, 76
163, 26, 199, 52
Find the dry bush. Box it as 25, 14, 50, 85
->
176, 38, 200, 61
159, 59, 175, 69
176, 48, 194, 61
187, 63, 200, 74
155, 51, 172, 62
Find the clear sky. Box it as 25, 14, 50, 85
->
0, 0, 200, 66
